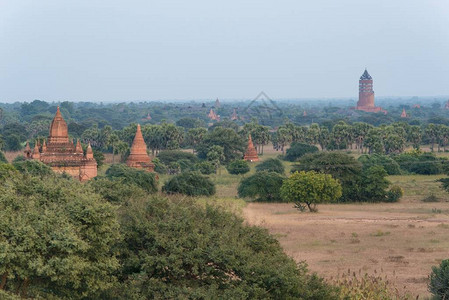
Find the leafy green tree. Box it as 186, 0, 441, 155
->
358, 154, 401, 175
425, 124, 438, 152
352, 122, 373, 153
292, 152, 362, 202
176, 117, 204, 129
206, 145, 225, 173
110, 196, 338, 299
107, 133, 120, 163
281, 171, 342, 212
0, 175, 121, 299
185, 127, 207, 153
157, 150, 198, 166
194, 161, 215, 175
105, 164, 157, 193
238, 171, 285, 202
284, 142, 319, 162
226, 159, 250, 175
407, 125, 422, 150
360, 166, 390, 202
12, 160, 53, 177
255, 158, 285, 174
429, 259, 449, 299
197, 127, 245, 162
4, 134, 22, 151
0, 151, 7, 163
93, 149, 105, 169
162, 172, 215, 196
88, 177, 147, 204
116, 141, 129, 162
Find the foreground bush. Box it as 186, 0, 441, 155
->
429, 259, 449, 299
12, 159, 53, 177
162, 171, 215, 196
105, 164, 157, 193
109, 196, 338, 299
226, 159, 250, 175
194, 161, 216, 175
284, 142, 319, 162
0, 173, 120, 299
238, 171, 285, 202
255, 158, 285, 174
358, 154, 401, 175
0, 151, 7, 163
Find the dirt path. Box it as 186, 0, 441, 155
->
243, 202, 449, 298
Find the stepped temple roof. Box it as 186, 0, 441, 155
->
126, 124, 155, 172
360, 69, 372, 80
25, 107, 97, 181
243, 134, 259, 162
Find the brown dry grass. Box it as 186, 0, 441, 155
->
243, 195, 449, 298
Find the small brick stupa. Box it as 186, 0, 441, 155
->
243, 134, 259, 162
400, 108, 407, 118
126, 124, 155, 172
28, 106, 97, 181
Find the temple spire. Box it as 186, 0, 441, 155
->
86, 143, 94, 159
32, 141, 40, 159
75, 139, 83, 153
243, 134, 259, 162
126, 124, 154, 172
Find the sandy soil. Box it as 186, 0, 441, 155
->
243, 201, 449, 298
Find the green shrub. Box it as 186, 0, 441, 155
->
358, 154, 401, 175
238, 171, 285, 202
0, 151, 7, 163
105, 164, 157, 193
429, 259, 449, 299
255, 158, 285, 174
226, 160, 250, 175
194, 161, 215, 175
162, 171, 215, 196
152, 157, 167, 174
12, 155, 25, 163
110, 196, 338, 299
12, 160, 53, 177
387, 185, 403, 202
393, 152, 446, 175
284, 142, 319, 162
157, 150, 198, 165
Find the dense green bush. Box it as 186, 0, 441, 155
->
12, 160, 53, 177
162, 171, 215, 196
392, 152, 447, 175
284, 142, 319, 162
105, 164, 157, 193
157, 150, 198, 165
238, 171, 285, 202
89, 177, 147, 204
358, 154, 401, 175
386, 185, 403, 202
429, 259, 449, 299
109, 196, 338, 299
194, 161, 216, 175
196, 127, 245, 162
293, 152, 362, 202
152, 157, 167, 174
226, 159, 250, 175
360, 166, 390, 202
255, 158, 285, 174
0, 151, 7, 163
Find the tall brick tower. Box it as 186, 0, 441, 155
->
355, 69, 382, 112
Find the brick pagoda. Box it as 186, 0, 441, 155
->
355, 69, 383, 112
27, 107, 97, 181
126, 124, 155, 172
243, 134, 259, 162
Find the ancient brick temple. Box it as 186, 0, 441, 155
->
126, 124, 155, 172
243, 135, 259, 162
26, 107, 97, 181
355, 69, 383, 112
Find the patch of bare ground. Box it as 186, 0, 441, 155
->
243, 201, 449, 298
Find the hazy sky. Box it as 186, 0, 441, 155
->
0, 0, 448, 102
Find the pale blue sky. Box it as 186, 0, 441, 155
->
0, 0, 448, 102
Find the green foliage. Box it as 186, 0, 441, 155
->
93, 149, 105, 168
360, 166, 390, 202
281, 171, 342, 212
429, 259, 449, 299
196, 127, 245, 162
293, 152, 362, 202
151, 157, 167, 174
387, 185, 403, 203
105, 164, 157, 194
89, 177, 147, 204
0, 151, 7, 163
12, 160, 53, 177
255, 158, 285, 174
358, 154, 401, 175
284, 142, 319, 162
0, 175, 121, 299
110, 196, 338, 299
157, 150, 198, 165
194, 161, 215, 175
12, 155, 25, 163
393, 152, 446, 175
162, 172, 215, 196
237, 171, 285, 202
226, 159, 250, 175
